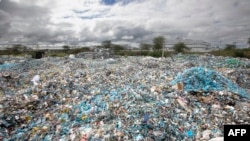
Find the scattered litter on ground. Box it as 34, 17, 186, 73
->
0, 54, 249, 140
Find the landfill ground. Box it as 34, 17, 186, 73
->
0, 54, 250, 141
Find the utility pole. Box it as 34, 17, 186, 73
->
161, 41, 165, 60
36, 43, 39, 50
161, 37, 167, 61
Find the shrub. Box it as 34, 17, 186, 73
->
149, 51, 162, 57
173, 42, 190, 53
225, 44, 236, 51
234, 51, 245, 58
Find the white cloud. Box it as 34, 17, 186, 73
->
0, 0, 250, 46
121, 35, 134, 40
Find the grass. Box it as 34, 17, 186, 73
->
48, 52, 68, 57
115, 50, 172, 58
0, 47, 91, 58
210, 48, 250, 59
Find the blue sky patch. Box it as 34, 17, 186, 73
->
101, 0, 136, 6
101, 0, 117, 5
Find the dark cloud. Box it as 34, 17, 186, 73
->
113, 26, 152, 41
0, 0, 49, 19
0, 10, 11, 37
0, 0, 58, 43
78, 20, 152, 43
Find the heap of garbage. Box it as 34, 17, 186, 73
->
171, 67, 250, 99
0, 54, 249, 141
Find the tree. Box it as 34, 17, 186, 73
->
153, 36, 165, 51
102, 40, 112, 49
234, 50, 245, 58
62, 45, 70, 52
224, 44, 236, 50
9, 44, 27, 55
173, 42, 190, 53
113, 44, 124, 52
140, 43, 152, 50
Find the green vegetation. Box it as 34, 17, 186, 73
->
224, 44, 236, 51
101, 40, 125, 53
1, 44, 30, 56
1, 38, 250, 59
223, 44, 248, 58
45, 47, 91, 57
62, 45, 70, 53
48, 52, 68, 57
210, 48, 250, 59
140, 43, 152, 50
68, 47, 90, 54
0, 45, 91, 58
115, 50, 171, 58
234, 50, 245, 58
114, 47, 250, 59
102, 40, 112, 49
173, 42, 190, 53
153, 36, 165, 51
112, 44, 125, 52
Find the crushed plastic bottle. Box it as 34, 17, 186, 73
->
31, 75, 40, 86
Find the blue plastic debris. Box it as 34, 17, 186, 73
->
186, 130, 194, 138
171, 67, 250, 99
143, 113, 150, 123
225, 58, 243, 68
0, 63, 17, 71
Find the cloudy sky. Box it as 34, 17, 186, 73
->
0, 0, 250, 47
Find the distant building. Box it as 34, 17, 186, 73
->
76, 48, 113, 59
165, 39, 212, 52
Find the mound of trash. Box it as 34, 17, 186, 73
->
0, 55, 249, 141
171, 67, 250, 99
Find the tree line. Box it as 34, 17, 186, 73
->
1, 37, 250, 58
102, 36, 190, 53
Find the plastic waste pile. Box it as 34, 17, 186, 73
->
0, 55, 249, 141
174, 54, 248, 69
171, 67, 250, 99
224, 58, 244, 68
